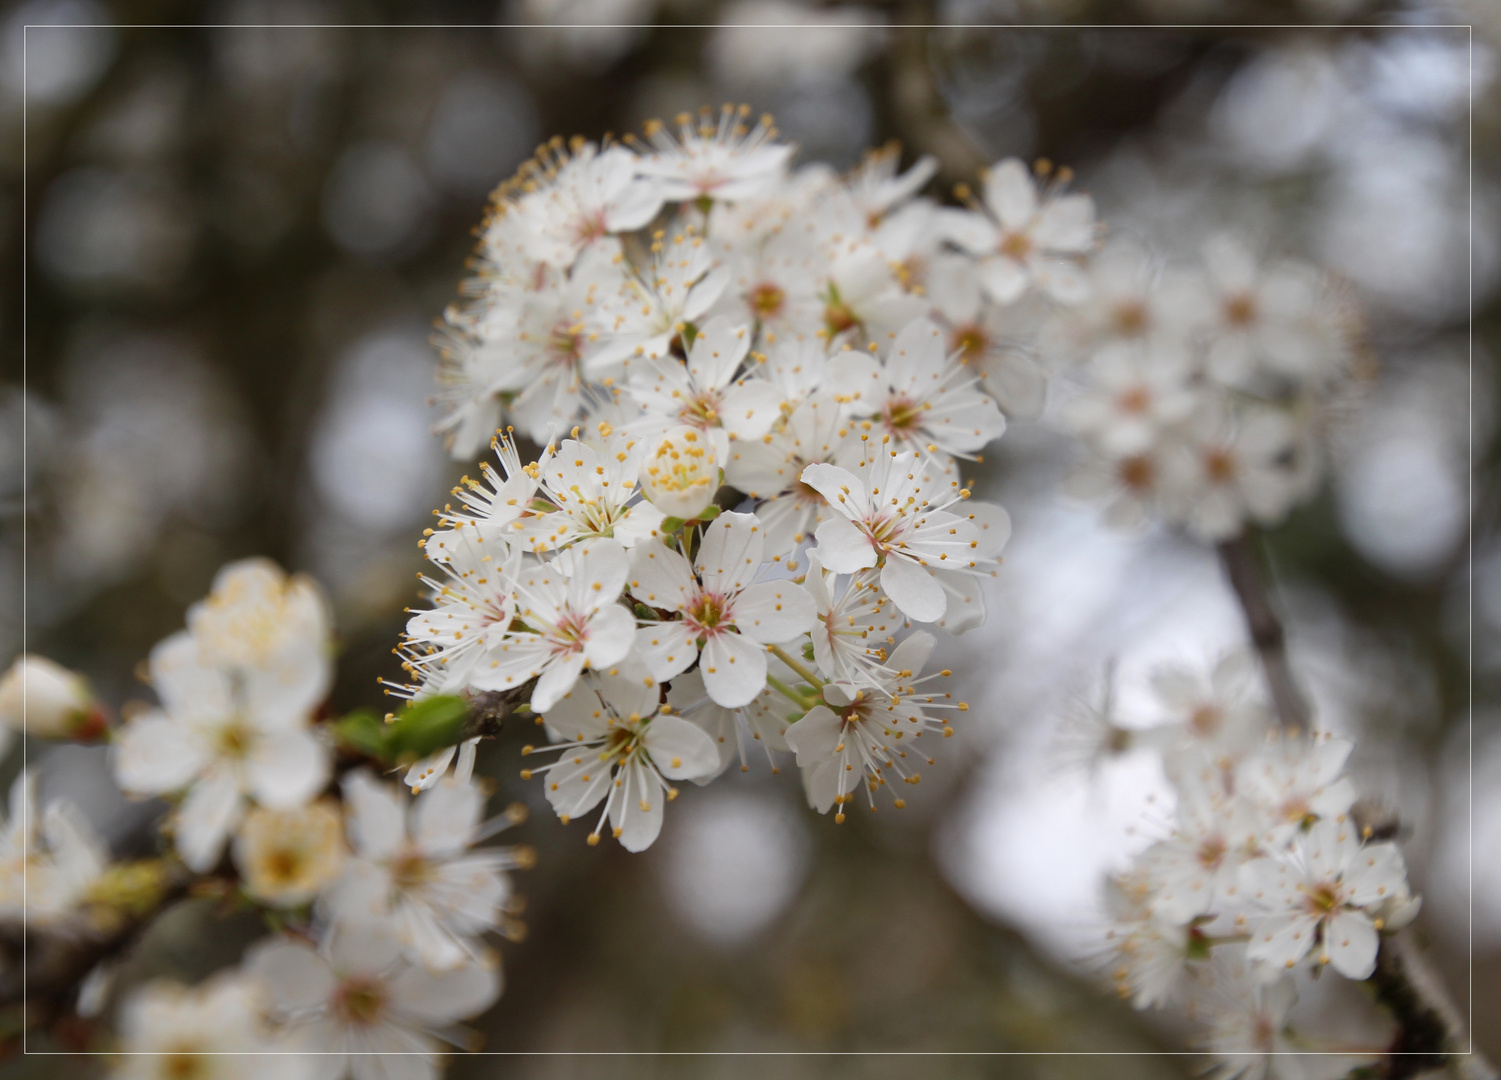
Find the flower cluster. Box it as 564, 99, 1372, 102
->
1047, 233, 1360, 541
434, 105, 1085, 461
1086, 653, 1419, 1073
408, 107, 1054, 849
87, 560, 528, 1076
400, 434, 1000, 849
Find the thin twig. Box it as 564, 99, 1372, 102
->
886, 4, 987, 186
1219, 530, 1493, 1080
1216, 529, 1309, 732
1370, 937, 1497, 1080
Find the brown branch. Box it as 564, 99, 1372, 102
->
0, 877, 191, 1020
1220, 530, 1492, 1079
1371, 937, 1496, 1080
1216, 529, 1309, 732
886, 4, 987, 187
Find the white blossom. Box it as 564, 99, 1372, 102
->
942, 157, 1096, 305
513, 431, 666, 552
836, 316, 1007, 467
111, 974, 288, 1080
233, 799, 347, 908
627, 511, 818, 707
1237, 733, 1358, 845
803, 552, 896, 688
247, 924, 500, 1080
801, 449, 997, 623
638, 424, 721, 520
589, 228, 728, 370
0, 772, 109, 925
0, 654, 107, 741
321, 772, 524, 971
627, 315, 782, 460
782, 632, 959, 817
635, 105, 793, 204
113, 629, 330, 873
523, 661, 720, 850
505, 139, 664, 270
664, 666, 794, 780
1241, 818, 1407, 979
465, 539, 635, 712
722, 395, 846, 560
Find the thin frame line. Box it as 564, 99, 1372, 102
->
14, 16, 1476, 1062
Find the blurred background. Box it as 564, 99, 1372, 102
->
2, 1, 1497, 1074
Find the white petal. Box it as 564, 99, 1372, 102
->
978, 257, 1029, 304
731, 580, 818, 644
112, 712, 207, 795
700, 632, 768, 709
822, 353, 885, 414
343, 770, 408, 861
1032, 193, 1095, 252
627, 541, 696, 611
1344, 842, 1408, 908
687, 315, 753, 390
390, 959, 501, 1025
174, 769, 244, 872
634, 621, 700, 682
1324, 910, 1379, 979
582, 602, 636, 669
799, 462, 868, 519
883, 318, 949, 395
719, 379, 784, 441
246, 727, 330, 809
783, 707, 842, 781
810, 517, 877, 574
611, 758, 664, 852
643, 714, 721, 780
244, 938, 336, 1014
530, 652, 587, 714
880, 556, 947, 622
411, 779, 483, 858
886, 631, 935, 677
1247, 912, 1317, 972
982, 158, 1037, 229
148, 632, 232, 721
695, 511, 765, 595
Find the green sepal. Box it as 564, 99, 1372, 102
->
333, 695, 470, 765
386, 695, 470, 763
333, 709, 388, 758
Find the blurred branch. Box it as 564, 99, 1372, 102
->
1217, 529, 1310, 732
0, 872, 191, 1025
1371, 936, 1496, 1080
886, 2, 987, 186
1222, 531, 1492, 1080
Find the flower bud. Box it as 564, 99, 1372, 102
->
640, 425, 720, 520
0, 655, 108, 741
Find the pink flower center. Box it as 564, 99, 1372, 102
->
686, 591, 730, 633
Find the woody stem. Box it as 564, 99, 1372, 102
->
1216, 528, 1309, 733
